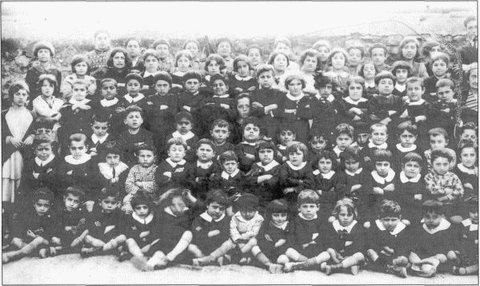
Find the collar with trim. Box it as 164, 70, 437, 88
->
371, 169, 396, 184
375, 219, 406, 235
333, 146, 343, 156
100, 97, 119, 107
241, 141, 257, 147
124, 93, 145, 103
221, 169, 240, 180
286, 161, 307, 171
69, 98, 91, 110
197, 160, 213, 169
132, 212, 154, 224
98, 162, 129, 179
457, 163, 478, 175
270, 220, 289, 230
277, 144, 287, 150
286, 92, 305, 102
65, 154, 91, 165
332, 219, 357, 233
235, 74, 253, 81
368, 140, 388, 150
213, 94, 230, 99
200, 211, 226, 223
345, 168, 363, 176
344, 96, 368, 105
318, 94, 335, 102
399, 171, 421, 183
396, 143, 417, 153
422, 218, 451, 234
298, 212, 317, 221
92, 133, 109, 145
257, 160, 280, 172
313, 169, 335, 179
462, 218, 479, 231
166, 158, 186, 168
365, 82, 376, 89
35, 155, 55, 167
406, 99, 425, 106
172, 131, 195, 141
395, 83, 406, 92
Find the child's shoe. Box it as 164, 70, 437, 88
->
118, 250, 132, 262
350, 265, 360, 275
131, 255, 149, 271
80, 246, 101, 258
386, 265, 407, 278
325, 263, 343, 275
38, 246, 50, 258
452, 266, 467, 275
238, 255, 252, 265
268, 263, 283, 274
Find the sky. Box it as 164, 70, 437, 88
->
1, 1, 477, 40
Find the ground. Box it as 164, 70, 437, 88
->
2, 254, 478, 284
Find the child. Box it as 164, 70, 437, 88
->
368, 71, 401, 127
209, 119, 235, 157
398, 36, 428, 78
61, 55, 97, 100
427, 79, 457, 136
391, 60, 412, 98
332, 123, 354, 161
171, 50, 194, 89
361, 123, 390, 170
229, 55, 257, 96
312, 39, 331, 71
358, 62, 377, 98
369, 43, 391, 72
310, 72, 340, 139
183, 40, 203, 71
32, 74, 63, 132
211, 151, 245, 203
155, 137, 188, 195
267, 52, 290, 91
351, 121, 370, 150
88, 113, 114, 161
247, 45, 263, 74
276, 126, 296, 163
251, 199, 291, 273
117, 105, 154, 166
177, 71, 206, 124
391, 123, 420, 172
151, 39, 173, 72
235, 117, 263, 172
299, 49, 320, 94
126, 38, 143, 73
81, 187, 126, 257
461, 65, 478, 124
424, 127, 456, 173
118, 73, 149, 111
409, 200, 454, 277
86, 30, 111, 74
453, 140, 478, 203
308, 131, 331, 169
425, 148, 464, 223
165, 111, 199, 159
25, 41, 62, 96
231, 93, 253, 144
140, 49, 160, 96
366, 199, 410, 278
324, 198, 366, 275
95, 141, 129, 190
92, 48, 132, 96
324, 48, 351, 94
124, 144, 158, 213
2, 188, 56, 263
340, 146, 368, 221
346, 44, 365, 76
423, 53, 450, 99
216, 38, 234, 73
273, 37, 299, 71
458, 123, 478, 147
279, 142, 315, 205
91, 78, 122, 135
341, 76, 369, 125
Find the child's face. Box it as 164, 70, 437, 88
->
177, 56, 191, 71
375, 161, 391, 176
395, 68, 408, 83
319, 83, 333, 97
317, 46, 329, 61
35, 143, 53, 161
74, 61, 88, 76
302, 56, 318, 72
240, 208, 257, 221
222, 160, 238, 174
432, 59, 447, 77
423, 211, 443, 229
345, 158, 360, 173
167, 144, 186, 162
310, 136, 327, 152
213, 79, 228, 96
437, 86, 454, 102
356, 133, 370, 146
318, 157, 333, 174
403, 160, 421, 178
196, 144, 215, 162
92, 121, 108, 137
243, 123, 260, 142
144, 55, 159, 72
137, 149, 155, 167
348, 48, 362, 66
134, 204, 150, 218
126, 79, 141, 96
185, 42, 199, 57
331, 52, 346, 70
275, 42, 291, 55
461, 129, 477, 145
287, 79, 303, 96
95, 33, 110, 50
72, 84, 88, 101
176, 119, 192, 135
429, 134, 447, 150
380, 216, 400, 232
377, 78, 394, 95
155, 44, 170, 58
469, 210, 478, 224
258, 148, 274, 165
41, 80, 54, 98
34, 199, 51, 216
217, 41, 231, 58
432, 156, 450, 175
207, 60, 220, 76
371, 128, 388, 145
401, 42, 417, 60
430, 45, 442, 55
154, 80, 170, 96
336, 133, 353, 150
170, 196, 187, 216
101, 82, 117, 100
126, 40, 141, 58
460, 147, 477, 168
184, 79, 200, 94
206, 202, 225, 221
298, 203, 319, 220
371, 48, 386, 66
288, 150, 305, 166
348, 82, 363, 101
12, 88, 29, 107
362, 63, 376, 80
100, 196, 118, 213
113, 52, 126, 69
236, 61, 250, 77
279, 130, 295, 145
124, 111, 143, 129
69, 140, 87, 159
248, 48, 262, 67
106, 153, 120, 166
258, 71, 274, 89
271, 213, 288, 227
469, 69, 478, 90
37, 49, 51, 63
399, 129, 417, 148
337, 205, 354, 227
273, 54, 288, 72
64, 194, 81, 212
210, 126, 230, 145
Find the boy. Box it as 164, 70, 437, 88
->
211, 151, 245, 203
276, 126, 296, 163
88, 113, 114, 162
347, 44, 365, 75
369, 43, 391, 72
155, 137, 188, 195
368, 71, 402, 127
424, 127, 457, 173
165, 111, 198, 161
91, 78, 123, 136
210, 119, 235, 158
118, 73, 149, 112
140, 49, 160, 96
177, 71, 206, 130
95, 141, 129, 190
361, 123, 390, 171
427, 79, 457, 136
235, 117, 263, 172
423, 53, 450, 101
351, 121, 370, 150
332, 123, 354, 162
391, 61, 412, 98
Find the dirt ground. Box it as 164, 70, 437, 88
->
2, 254, 478, 284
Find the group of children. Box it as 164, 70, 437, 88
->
1, 27, 478, 278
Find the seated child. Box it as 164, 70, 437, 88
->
340, 76, 369, 125
156, 137, 188, 195
229, 55, 257, 96
332, 123, 354, 163
211, 151, 245, 207
369, 43, 391, 72
453, 140, 478, 203
458, 123, 478, 148
350, 121, 370, 150
361, 123, 390, 170
276, 126, 296, 163
391, 123, 420, 172
165, 111, 199, 161
95, 141, 129, 190
235, 117, 263, 172
209, 119, 235, 159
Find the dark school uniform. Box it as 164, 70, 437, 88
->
191, 211, 230, 255
256, 220, 291, 262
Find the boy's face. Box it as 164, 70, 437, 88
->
113, 52, 126, 69
170, 196, 187, 216
345, 158, 360, 172
348, 48, 362, 66
318, 157, 333, 174
154, 80, 170, 96
35, 143, 53, 161
258, 71, 274, 89
356, 133, 370, 146
101, 196, 118, 213
380, 216, 400, 232
437, 86, 454, 102
399, 130, 417, 148
126, 79, 141, 96
207, 60, 220, 76
106, 153, 120, 166
469, 69, 478, 90
424, 211, 443, 229
222, 160, 238, 174
92, 121, 108, 137
258, 148, 274, 165
176, 119, 192, 135
240, 208, 256, 221
429, 134, 447, 150
338, 206, 354, 227
310, 137, 327, 152
237, 97, 251, 119
336, 133, 353, 150
432, 59, 447, 77
206, 202, 225, 221
299, 203, 319, 220
213, 79, 228, 96
184, 79, 200, 94
288, 150, 304, 166
469, 210, 478, 224
395, 68, 408, 83
168, 144, 186, 162
70, 140, 87, 159
137, 149, 155, 168
37, 49, 51, 62
371, 48, 386, 66
74, 61, 88, 76
247, 48, 261, 66
101, 82, 117, 100
64, 194, 81, 212
34, 199, 51, 216
461, 129, 477, 145
378, 78, 394, 95
331, 52, 346, 70
319, 83, 333, 97
196, 143, 215, 162
348, 82, 363, 100
279, 130, 295, 145
155, 44, 170, 58
363, 63, 376, 79
210, 126, 230, 145
371, 128, 388, 145
302, 55, 318, 72
177, 56, 191, 71
271, 213, 288, 227
243, 123, 260, 142
144, 55, 159, 72
217, 42, 231, 58
72, 84, 87, 101
236, 61, 250, 77
124, 111, 143, 129
317, 46, 329, 61
460, 147, 477, 168
375, 161, 391, 176
432, 156, 450, 175
126, 40, 141, 57
41, 80, 54, 97
134, 204, 150, 218
403, 160, 421, 178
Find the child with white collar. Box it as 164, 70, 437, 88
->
391, 61, 412, 98
361, 123, 390, 171
156, 137, 188, 196
391, 123, 420, 173
165, 111, 199, 162
88, 113, 113, 161
118, 73, 149, 112
453, 140, 478, 204
235, 117, 263, 172
276, 126, 296, 163
340, 146, 368, 220
211, 151, 245, 213
341, 76, 369, 124
95, 141, 129, 190
229, 55, 257, 96
92, 78, 123, 136
332, 123, 354, 163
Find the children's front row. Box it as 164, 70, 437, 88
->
4, 187, 477, 278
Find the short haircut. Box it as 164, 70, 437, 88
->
100, 78, 118, 87
152, 39, 170, 49
233, 55, 252, 71
8, 81, 30, 101
406, 77, 424, 88
401, 152, 423, 166
284, 73, 306, 90
435, 78, 454, 90
373, 149, 393, 163
32, 187, 54, 203
211, 119, 231, 131
174, 50, 193, 67
37, 74, 58, 91
316, 150, 338, 169
103, 140, 121, 156
332, 197, 357, 219
428, 127, 448, 140
369, 43, 388, 57
124, 105, 143, 119
286, 141, 308, 158
153, 71, 172, 86
340, 146, 363, 164
267, 52, 290, 67
72, 79, 88, 89
70, 54, 90, 74
205, 189, 229, 207
242, 116, 261, 132
266, 199, 289, 214
347, 44, 365, 58
236, 193, 259, 211
397, 122, 418, 137
420, 40, 441, 57
335, 123, 354, 138
255, 64, 275, 78
183, 71, 202, 83
92, 112, 111, 124
125, 73, 143, 87
431, 52, 450, 65
142, 49, 160, 62
131, 190, 154, 209
299, 49, 320, 68
64, 186, 85, 201
175, 110, 193, 123
370, 123, 387, 134
257, 140, 276, 153
374, 70, 395, 85
33, 135, 55, 151
297, 189, 319, 205
216, 38, 233, 49
196, 138, 215, 151
99, 186, 119, 201
431, 148, 454, 163
106, 47, 132, 69
68, 133, 88, 146
391, 61, 413, 77
204, 54, 225, 71
166, 137, 187, 151
378, 199, 401, 218
219, 150, 238, 165
313, 71, 334, 89
327, 48, 349, 67
422, 200, 444, 215
135, 143, 156, 156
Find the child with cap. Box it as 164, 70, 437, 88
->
25, 41, 62, 97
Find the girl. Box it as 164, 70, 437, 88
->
61, 55, 97, 101
140, 49, 160, 96
92, 48, 132, 96
420, 40, 442, 77
229, 55, 257, 96
231, 93, 252, 145
391, 61, 413, 98
247, 45, 263, 75
171, 50, 194, 89
324, 48, 351, 95
312, 40, 331, 71
95, 141, 129, 190
91, 78, 122, 136
216, 38, 234, 73
299, 49, 320, 95
183, 39, 203, 71
202, 54, 225, 91
398, 36, 429, 78
25, 41, 62, 97
273, 37, 299, 71
453, 140, 478, 204
324, 198, 366, 275
310, 73, 340, 142
267, 52, 290, 91
32, 74, 63, 131
2, 81, 36, 204
340, 76, 369, 124
358, 61, 378, 99
126, 38, 144, 73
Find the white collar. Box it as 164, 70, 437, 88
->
298, 212, 317, 221
35, 155, 55, 166
422, 218, 451, 234
197, 160, 213, 169
344, 96, 367, 105
406, 99, 425, 106
221, 169, 240, 180
286, 161, 307, 171
92, 133, 109, 145
375, 219, 406, 235
257, 160, 280, 172
65, 154, 91, 165
98, 162, 129, 179
172, 131, 195, 141
200, 211, 225, 223
345, 168, 363, 176
271, 221, 289, 230
333, 146, 343, 156
457, 163, 478, 175
213, 94, 230, 99
313, 169, 335, 179
368, 140, 388, 149
332, 219, 357, 233
395, 143, 417, 153
462, 218, 479, 231
235, 211, 259, 222
286, 92, 305, 102
399, 171, 421, 183
100, 97, 119, 107
277, 144, 287, 150
235, 74, 253, 81
241, 141, 257, 147
132, 212, 154, 224
143, 71, 157, 78
371, 169, 396, 184
365, 82, 376, 89
395, 82, 406, 92
124, 93, 145, 103
69, 98, 91, 109
166, 158, 186, 168
318, 94, 335, 102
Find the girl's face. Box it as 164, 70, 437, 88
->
105, 153, 120, 167
461, 129, 477, 145
138, 149, 155, 168
371, 48, 386, 66
302, 55, 318, 73
288, 150, 304, 166
395, 68, 409, 84
430, 45, 442, 55
363, 63, 376, 80
37, 49, 51, 63
469, 210, 479, 225
318, 157, 333, 174
41, 80, 54, 98
185, 42, 199, 58
345, 158, 360, 173
348, 48, 362, 66
279, 130, 295, 145
240, 208, 257, 221
430, 135, 447, 150
213, 79, 228, 96
469, 69, 478, 90
432, 157, 450, 175
126, 40, 141, 58
126, 79, 141, 96
336, 134, 353, 150
371, 128, 388, 145
69, 140, 87, 159
337, 206, 354, 227
236, 61, 250, 77
403, 160, 421, 178
236, 97, 250, 119
196, 144, 215, 162
248, 48, 262, 67
155, 44, 170, 58
144, 55, 159, 72
317, 46, 330, 62
95, 33, 110, 50
424, 212, 442, 230
34, 199, 51, 216
185, 79, 200, 94
258, 148, 274, 165
243, 123, 260, 142
72, 84, 87, 101
168, 144, 186, 162
64, 194, 80, 212
207, 60, 221, 76
258, 71, 274, 89
134, 204, 150, 218
271, 213, 288, 227
206, 202, 225, 221
287, 79, 303, 96
101, 82, 117, 100
74, 61, 88, 76
310, 137, 327, 152
177, 56, 191, 72
460, 147, 477, 168
331, 52, 346, 70
12, 88, 29, 107
273, 54, 288, 72
210, 126, 229, 145
217, 41, 232, 58
275, 43, 291, 55
432, 60, 447, 77
378, 78, 394, 95
113, 52, 126, 69
91, 121, 108, 137
170, 196, 187, 216
35, 143, 53, 161
399, 130, 417, 148
375, 161, 391, 176
401, 42, 417, 60
348, 82, 363, 101
154, 80, 170, 96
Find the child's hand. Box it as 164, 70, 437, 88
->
252, 102, 263, 108
247, 86, 256, 92
79, 104, 91, 110
135, 181, 144, 188
351, 184, 362, 192
208, 230, 220, 237
388, 110, 397, 116
384, 184, 395, 192
67, 170, 73, 175
23, 136, 34, 146
182, 105, 191, 112
275, 239, 286, 248
415, 115, 426, 122
352, 115, 361, 121
245, 153, 255, 160
283, 187, 296, 194
220, 104, 230, 109
26, 230, 37, 239
399, 109, 409, 118
414, 194, 422, 201
441, 108, 450, 113
258, 174, 272, 183
33, 172, 40, 179
163, 171, 172, 178
234, 87, 243, 93
115, 107, 126, 113
7, 136, 23, 148
160, 105, 168, 110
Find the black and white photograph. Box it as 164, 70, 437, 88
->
1, 1, 478, 284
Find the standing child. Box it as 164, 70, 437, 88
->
183, 40, 203, 71
91, 78, 122, 136
202, 54, 226, 89
398, 36, 428, 78
165, 111, 199, 160
391, 123, 420, 173
171, 50, 194, 89
247, 45, 264, 75
346, 44, 365, 76
216, 38, 234, 73
461, 64, 478, 124
340, 76, 369, 125
276, 127, 296, 163
88, 113, 114, 161
423, 53, 450, 98
332, 123, 354, 162
391, 61, 412, 98
61, 55, 97, 100
140, 49, 160, 96
369, 43, 390, 72
310, 73, 341, 140
324, 48, 351, 95
152, 39, 173, 73
25, 41, 62, 97
427, 79, 457, 136
177, 71, 206, 132
155, 137, 188, 195
32, 75, 63, 136
229, 55, 257, 96
312, 40, 331, 71
299, 49, 321, 94
235, 117, 263, 172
